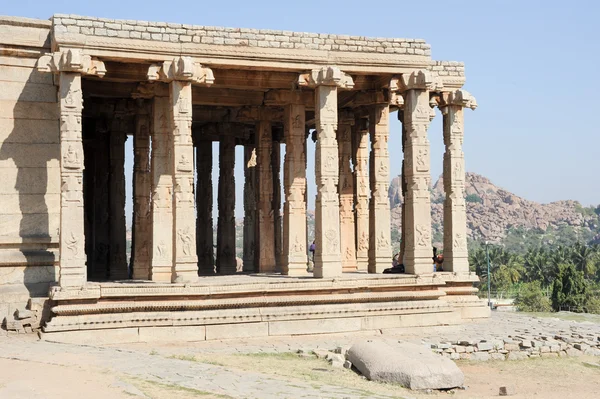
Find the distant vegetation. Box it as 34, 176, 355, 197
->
469, 242, 600, 313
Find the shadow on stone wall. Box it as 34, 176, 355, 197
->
0, 69, 58, 301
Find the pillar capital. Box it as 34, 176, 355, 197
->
37, 49, 106, 77
400, 70, 443, 92
298, 66, 354, 89
443, 89, 478, 110
147, 56, 214, 85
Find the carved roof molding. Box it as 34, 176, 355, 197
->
147, 56, 214, 85
448, 89, 477, 110
36, 48, 106, 76
298, 66, 354, 89
399, 70, 444, 92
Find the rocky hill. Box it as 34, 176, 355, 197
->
389, 172, 600, 248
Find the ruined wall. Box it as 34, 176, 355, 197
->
0, 17, 59, 322
53, 14, 431, 55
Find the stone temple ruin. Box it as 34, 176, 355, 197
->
0, 14, 488, 342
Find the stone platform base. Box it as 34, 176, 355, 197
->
41, 272, 488, 344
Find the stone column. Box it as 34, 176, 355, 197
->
216, 132, 237, 274
299, 67, 354, 278
272, 139, 282, 271
368, 104, 392, 274
338, 113, 357, 272
243, 144, 257, 272
442, 90, 477, 273
58, 72, 87, 287
108, 103, 128, 280
282, 102, 308, 275
402, 71, 437, 274
353, 117, 369, 272
150, 94, 174, 282
255, 118, 276, 272
398, 111, 408, 264
131, 101, 152, 280
170, 80, 198, 282
196, 141, 214, 274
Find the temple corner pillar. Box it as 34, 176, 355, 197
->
255, 117, 276, 272
338, 111, 357, 272
441, 89, 477, 274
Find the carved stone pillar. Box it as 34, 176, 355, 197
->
58, 72, 87, 287
368, 104, 392, 274
131, 101, 152, 280
398, 111, 407, 264
402, 71, 438, 274
147, 57, 213, 282
243, 144, 257, 272
272, 138, 282, 271
255, 119, 276, 272
282, 102, 308, 275
196, 141, 214, 274
150, 94, 173, 282
441, 90, 477, 273
216, 132, 237, 274
338, 113, 357, 272
353, 117, 369, 272
108, 103, 128, 280
170, 80, 198, 282
299, 67, 354, 278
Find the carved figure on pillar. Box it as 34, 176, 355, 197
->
282, 102, 308, 275
298, 66, 354, 278
400, 70, 443, 275
440, 89, 477, 274
338, 111, 357, 272
368, 103, 392, 273
36, 49, 107, 288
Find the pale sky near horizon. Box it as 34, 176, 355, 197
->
5, 0, 599, 222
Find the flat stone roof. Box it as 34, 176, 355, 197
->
53, 14, 431, 56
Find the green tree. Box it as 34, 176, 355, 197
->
514, 281, 552, 312
570, 242, 598, 278
551, 263, 589, 312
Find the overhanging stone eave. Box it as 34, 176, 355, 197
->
53, 32, 432, 74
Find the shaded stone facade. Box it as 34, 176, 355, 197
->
0, 14, 485, 340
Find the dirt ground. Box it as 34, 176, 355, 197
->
2, 311, 600, 398
2, 348, 599, 398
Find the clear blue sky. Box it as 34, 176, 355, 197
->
5, 0, 600, 222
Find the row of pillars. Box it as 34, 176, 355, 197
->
55, 56, 473, 288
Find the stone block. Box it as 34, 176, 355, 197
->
476, 342, 494, 351
566, 348, 582, 357
541, 352, 559, 358
499, 386, 516, 396
491, 353, 505, 361
455, 346, 466, 353
574, 343, 589, 351
471, 352, 491, 361
347, 340, 464, 390
343, 360, 352, 369
205, 322, 268, 340
507, 352, 528, 361
520, 340, 534, 349
138, 326, 206, 343
269, 317, 361, 336
313, 349, 329, 359
42, 328, 139, 344
505, 344, 519, 351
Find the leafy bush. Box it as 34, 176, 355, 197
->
584, 296, 600, 314
551, 263, 589, 312
465, 193, 483, 204
514, 281, 552, 312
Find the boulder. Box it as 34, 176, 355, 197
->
347, 339, 464, 390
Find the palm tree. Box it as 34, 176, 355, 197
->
570, 242, 597, 279
523, 247, 553, 287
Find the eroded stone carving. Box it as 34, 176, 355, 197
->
147, 56, 214, 85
